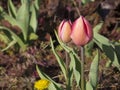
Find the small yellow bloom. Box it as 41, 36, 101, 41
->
34, 79, 50, 90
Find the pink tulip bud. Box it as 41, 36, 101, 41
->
71, 16, 93, 46
58, 20, 72, 43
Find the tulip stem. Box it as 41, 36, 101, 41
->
65, 50, 69, 71
65, 44, 70, 90
80, 46, 85, 90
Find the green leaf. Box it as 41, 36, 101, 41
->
29, 33, 38, 40
0, 33, 10, 44
30, 4, 37, 32
93, 38, 102, 49
8, 0, 16, 18
89, 50, 99, 89
36, 65, 62, 90
34, 0, 40, 10
21, 0, 29, 4
86, 82, 93, 90
69, 52, 81, 86
103, 45, 120, 70
16, 1, 29, 41
0, 6, 3, 12
48, 83, 62, 90
50, 37, 67, 80
112, 52, 120, 70
3, 14, 22, 29
0, 26, 26, 51
94, 33, 110, 46
93, 23, 111, 47
67, 68, 73, 89
2, 40, 16, 51
93, 23, 103, 33
85, 40, 94, 56
115, 45, 120, 62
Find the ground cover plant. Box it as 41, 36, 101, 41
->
0, 0, 120, 90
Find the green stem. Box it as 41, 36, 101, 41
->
65, 50, 69, 71
65, 45, 71, 90
81, 46, 85, 90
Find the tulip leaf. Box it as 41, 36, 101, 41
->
36, 65, 62, 90
112, 52, 120, 70
86, 81, 93, 90
69, 52, 81, 86
0, 33, 10, 44
67, 67, 73, 88
89, 50, 99, 89
93, 38, 102, 49
2, 39, 16, 51
94, 37, 120, 70
29, 33, 38, 40
16, 0, 29, 41
8, 0, 16, 18
50, 37, 67, 80
30, 4, 37, 32
115, 45, 120, 61
85, 40, 94, 56
93, 22, 111, 48
103, 45, 120, 70
93, 23, 103, 33
0, 26, 26, 51
3, 14, 23, 30
0, 6, 3, 12
34, 0, 40, 10
94, 32, 111, 46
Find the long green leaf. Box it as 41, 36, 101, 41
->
16, 0, 29, 41
0, 26, 26, 50
2, 40, 16, 51
94, 33, 110, 46
69, 52, 81, 87
50, 37, 67, 80
30, 4, 37, 32
103, 45, 120, 70
93, 23, 103, 33
86, 81, 93, 90
29, 33, 38, 40
0, 33, 10, 44
34, 0, 40, 10
112, 52, 120, 70
89, 50, 99, 89
3, 14, 24, 36
8, 0, 16, 18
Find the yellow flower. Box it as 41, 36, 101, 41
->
34, 79, 50, 90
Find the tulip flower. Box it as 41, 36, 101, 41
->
71, 16, 93, 46
58, 20, 72, 43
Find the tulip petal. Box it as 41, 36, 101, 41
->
61, 21, 72, 42
58, 20, 72, 43
71, 16, 92, 46
82, 17, 93, 40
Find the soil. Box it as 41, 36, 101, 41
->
0, 0, 120, 90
